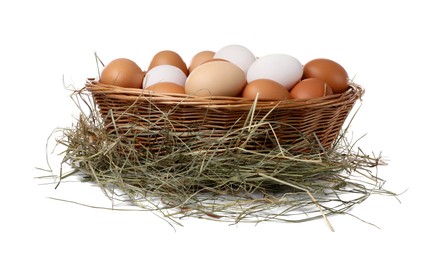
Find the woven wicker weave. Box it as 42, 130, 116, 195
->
86, 80, 364, 153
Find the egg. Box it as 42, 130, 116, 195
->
242, 79, 290, 101
213, 44, 256, 73
145, 82, 185, 94
289, 78, 333, 99
100, 58, 144, 89
200, 58, 228, 65
302, 58, 349, 94
148, 50, 189, 76
143, 64, 187, 89
185, 60, 246, 97
246, 54, 303, 91
188, 50, 215, 73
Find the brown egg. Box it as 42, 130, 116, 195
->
289, 78, 333, 99
188, 50, 215, 73
145, 82, 185, 94
200, 58, 228, 65
100, 58, 144, 89
302, 58, 349, 94
242, 79, 290, 101
148, 50, 188, 76
185, 60, 246, 97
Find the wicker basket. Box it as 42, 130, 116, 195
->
86, 80, 364, 154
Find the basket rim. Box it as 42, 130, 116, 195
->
85, 80, 364, 110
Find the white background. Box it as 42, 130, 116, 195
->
1, 0, 438, 259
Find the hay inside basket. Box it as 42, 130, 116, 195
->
54, 81, 393, 230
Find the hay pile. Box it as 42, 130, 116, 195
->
52, 86, 393, 230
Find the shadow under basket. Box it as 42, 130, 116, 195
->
86, 81, 364, 154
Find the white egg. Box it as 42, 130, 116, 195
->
213, 44, 256, 73
246, 54, 303, 90
143, 64, 187, 89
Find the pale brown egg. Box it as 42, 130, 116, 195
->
188, 50, 215, 73
145, 82, 185, 94
148, 50, 189, 76
242, 79, 290, 101
289, 78, 333, 99
199, 58, 228, 65
100, 58, 144, 89
302, 58, 349, 94
185, 60, 246, 97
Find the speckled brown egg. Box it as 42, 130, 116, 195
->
100, 58, 144, 89
289, 78, 333, 99
188, 50, 215, 73
242, 79, 290, 100
302, 58, 349, 94
148, 50, 188, 76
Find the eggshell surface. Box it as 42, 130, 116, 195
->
145, 82, 186, 94
213, 44, 256, 73
185, 61, 246, 97
148, 50, 188, 76
143, 65, 187, 88
246, 54, 303, 90
200, 58, 228, 65
188, 50, 215, 73
289, 78, 333, 99
100, 58, 144, 89
242, 79, 290, 101
302, 58, 349, 94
